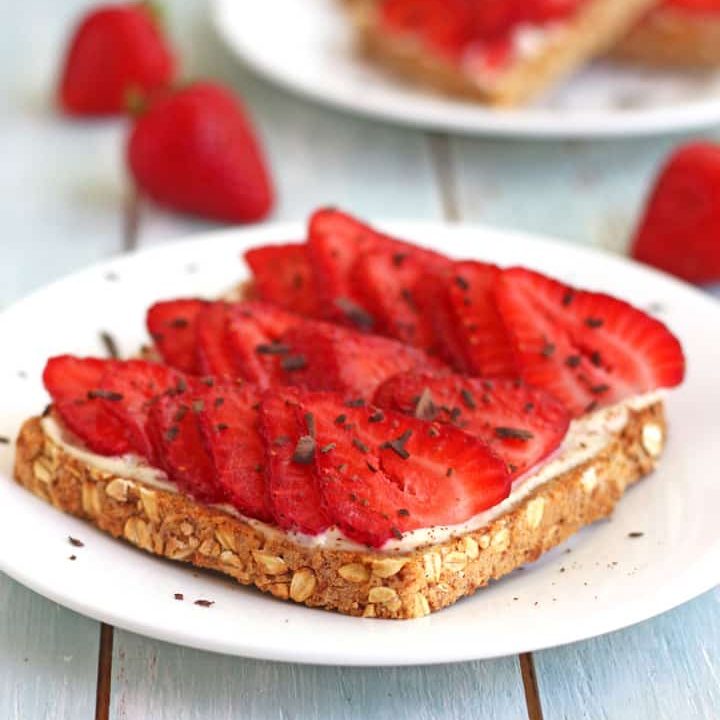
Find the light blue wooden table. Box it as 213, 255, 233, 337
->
2, 2, 719, 718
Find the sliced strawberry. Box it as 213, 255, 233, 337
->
98, 360, 186, 463
281, 320, 443, 402
299, 393, 510, 547
495, 268, 686, 416
225, 302, 299, 388
428, 262, 518, 377
147, 388, 221, 503
197, 382, 272, 522
195, 302, 243, 378
373, 371, 570, 477
350, 246, 449, 350
43, 355, 130, 456
244, 244, 320, 317
259, 388, 332, 535
146, 298, 207, 374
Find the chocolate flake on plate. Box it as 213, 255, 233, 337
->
68, 536, 84, 547
99, 331, 120, 359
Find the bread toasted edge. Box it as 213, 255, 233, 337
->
344, 0, 658, 107
611, 8, 720, 68
14, 402, 665, 619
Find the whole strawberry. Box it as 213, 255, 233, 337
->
59, 3, 176, 116
127, 82, 274, 223
632, 142, 720, 284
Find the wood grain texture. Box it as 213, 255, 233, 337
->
109, 631, 527, 720
534, 589, 720, 719
0, 577, 99, 720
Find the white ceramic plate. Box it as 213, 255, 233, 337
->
0, 222, 719, 666
211, 0, 720, 138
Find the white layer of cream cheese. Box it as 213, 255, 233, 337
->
41, 390, 662, 553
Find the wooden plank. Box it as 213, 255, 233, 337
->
0, 576, 100, 720
110, 631, 526, 720
534, 590, 720, 720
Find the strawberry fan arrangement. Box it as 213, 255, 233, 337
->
43, 209, 685, 548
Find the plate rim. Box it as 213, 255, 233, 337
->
209, 0, 720, 139
1, 219, 719, 666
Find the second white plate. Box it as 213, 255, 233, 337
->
212, 0, 720, 138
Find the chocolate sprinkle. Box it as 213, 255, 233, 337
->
562, 290, 575, 306
335, 298, 374, 330
320, 442, 336, 454
281, 354, 307, 371
494, 427, 534, 441
292, 435, 316, 464
0, 436, 9, 445
334, 414, 347, 425
414, 387, 438, 421
174, 593, 184, 601
352, 437, 369, 454
590, 384, 610, 395
213, 397, 223, 408
273, 436, 291, 446
446, 467, 454, 477
366, 461, 378, 473
382, 429, 413, 459
216, 423, 229, 432
455, 276, 469, 291
397, 508, 410, 517
345, 398, 365, 408
585, 317, 604, 328
173, 406, 189, 422
368, 410, 385, 423
170, 317, 189, 329
392, 253, 407, 267
99, 331, 120, 359
68, 536, 84, 548
391, 526, 403, 540
590, 351, 602, 367
87, 389, 123, 402
194, 599, 214, 607
69, 555, 77, 561
256, 342, 290, 356
304, 412, 316, 438
460, 388, 476, 410
628, 532, 644, 538
565, 355, 581, 368
165, 426, 179, 442
541, 340, 556, 358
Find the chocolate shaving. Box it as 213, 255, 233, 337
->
281, 354, 307, 371
194, 599, 214, 607
320, 442, 336, 454
585, 317, 604, 328
256, 342, 290, 356
494, 427, 534, 441
366, 461, 378, 473
352, 437, 369, 454
292, 435, 316, 464
382, 429, 412, 459
334, 298, 374, 330
414, 388, 438, 421
68, 536, 84, 548
368, 410, 385, 423
99, 331, 120, 359
460, 388, 476, 410
87, 389, 123, 402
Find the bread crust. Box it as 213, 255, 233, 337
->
612, 7, 720, 68
13, 402, 666, 619
345, 0, 658, 106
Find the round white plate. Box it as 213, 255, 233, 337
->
0, 222, 718, 666
211, 0, 720, 138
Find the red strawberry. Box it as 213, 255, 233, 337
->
147, 298, 207, 374
631, 142, 720, 284
350, 246, 449, 350
197, 382, 272, 522
300, 393, 510, 547
259, 388, 332, 535
98, 360, 185, 463
127, 82, 274, 223
195, 302, 243, 378
373, 371, 570, 477
495, 268, 685, 416
244, 244, 320, 317
428, 262, 518, 377
43, 356, 130, 456
59, 3, 176, 116
147, 389, 220, 503
281, 320, 443, 401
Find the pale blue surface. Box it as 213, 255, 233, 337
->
0, 0, 718, 718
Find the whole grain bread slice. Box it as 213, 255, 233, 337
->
14, 401, 666, 619
344, 0, 658, 107
611, 7, 720, 67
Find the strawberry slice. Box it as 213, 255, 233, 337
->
281, 320, 443, 401
299, 393, 510, 547
147, 387, 221, 503
98, 360, 186, 463
225, 302, 299, 388
195, 302, 243, 378
197, 382, 272, 522
259, 388, 332, 535
373, 371, 570, 477
428, 262, 518, 377
495, 268, 686, 416
43, 356, 130, 456
350, 246, 449, 350
244, 244, 320, 317
146, 298, 207, 374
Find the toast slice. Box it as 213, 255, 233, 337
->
344, 0, 659, 106
14, 400, 665, 619
612, 6, 720, 67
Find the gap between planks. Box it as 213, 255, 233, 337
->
427, 131, 545, 720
